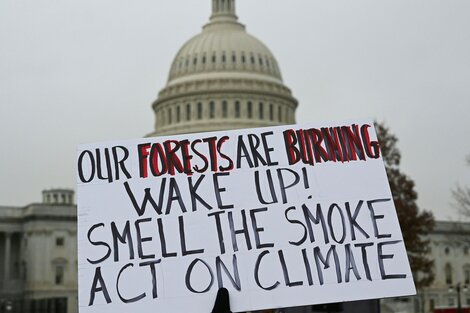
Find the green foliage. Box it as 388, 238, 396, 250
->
375, 122, 435, 288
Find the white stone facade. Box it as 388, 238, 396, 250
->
381, 221, 470, 313
421, 221, 470, 312
0, 189, 77, 313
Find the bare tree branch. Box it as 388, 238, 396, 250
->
452, 184, 470, 218
452, 154, 470, 218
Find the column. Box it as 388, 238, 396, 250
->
211, 0, 237, 19
4, 232, 11, 285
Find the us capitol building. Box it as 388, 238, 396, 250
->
0, 1, 469, 313
147, 0, 297, 136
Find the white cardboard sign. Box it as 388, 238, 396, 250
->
77, 120, 416, 313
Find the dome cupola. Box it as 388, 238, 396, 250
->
209, 0, 238, 23
149, 0, 297, 136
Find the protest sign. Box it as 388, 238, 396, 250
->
77, 120, 416, 313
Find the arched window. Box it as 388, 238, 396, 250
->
269, 103, 273, 121
197, 102, 203, 120
235, 101, 240, 118
52, 258, 67, 285
247, 101, 252, 119
222, 101, 228, 118
55, 265, 64, 284
22, 261, 27, 281
162, 110, 166, 126
445, 247, 451, 255
429, 299, 435, 312
176, 106, 181, 123
13, 260, 20, 279
464, 265, 470, 284
278, 105, 282, 122
209, 101, 215, 119
56, 237, 64, 247
259, 102, 264, 119
168, 108, 172, 124
445, 263, 453, 285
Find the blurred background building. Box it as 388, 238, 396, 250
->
0, 189, 76, 313
382, 221, 470, 313
0, 1, 468, 313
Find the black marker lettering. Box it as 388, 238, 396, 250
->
87, 223, 111, 264
185, 259, 214, 293
368, 198, 392, 239
135, 218, 155, 260
213, 173, 234, 210
88, 267, 111, 305
278, 250, 303, 287
254, 250, 280, 290
216, 255, 241, 291
139, 259, 161, 299
116, 263, 146, 303
378, 240, 407, 280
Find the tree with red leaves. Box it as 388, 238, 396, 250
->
375, 122, 435, 288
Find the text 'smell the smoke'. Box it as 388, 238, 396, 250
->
76, 120, 416, 313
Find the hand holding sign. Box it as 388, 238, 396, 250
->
212, 288, 232, 313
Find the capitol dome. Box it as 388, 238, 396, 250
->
149, 0, 298, 136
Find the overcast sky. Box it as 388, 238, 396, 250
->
1, 0, 469, 221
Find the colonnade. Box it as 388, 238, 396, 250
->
0, 231, 21, 289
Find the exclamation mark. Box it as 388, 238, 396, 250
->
301, 167, 313, 199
